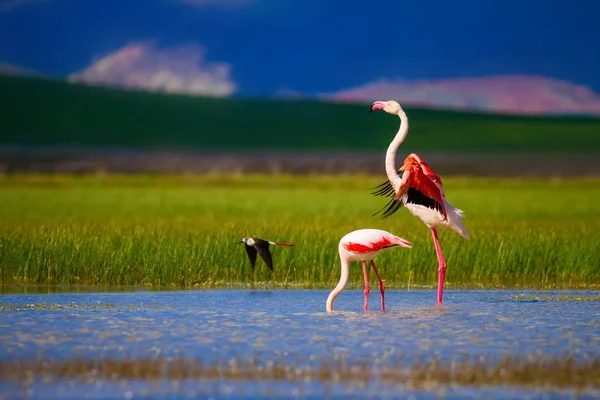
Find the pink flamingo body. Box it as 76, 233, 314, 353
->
326, 229, 412, 312
370, 100, 470, 304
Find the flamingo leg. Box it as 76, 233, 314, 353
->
370, 260, 385, 311
362, 260, 370, 312
430, 228, 447, 304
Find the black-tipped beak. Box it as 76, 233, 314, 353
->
370, 101, 386, 113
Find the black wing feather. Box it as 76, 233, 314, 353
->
244, 244, 257, 268
371, 177, 405, 219
371, 180, 395, 197
404, 188, 445, 215
372, 195, 404, 219
372, 183, 445, 220
254, 238, 274, 271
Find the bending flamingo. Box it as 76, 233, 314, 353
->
326, 228, 412, 312
369, 100, 470, 304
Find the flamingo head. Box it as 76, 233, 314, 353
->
370, 100, 402, 115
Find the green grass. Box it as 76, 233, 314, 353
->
0, 174, 598, 290
2, 76, 600, 153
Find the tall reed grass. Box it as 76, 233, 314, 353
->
1, 174, 598, 289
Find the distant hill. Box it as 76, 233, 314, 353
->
319, 75, 600, 117
1, 76, 599, 153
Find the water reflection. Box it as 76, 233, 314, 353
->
1, 289, 599, 398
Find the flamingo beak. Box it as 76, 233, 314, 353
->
397, 238, 412, 248
369, 101, 387, 113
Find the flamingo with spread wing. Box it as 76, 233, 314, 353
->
370, 100, 470, 304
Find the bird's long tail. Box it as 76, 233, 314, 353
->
270, 242, 295, 247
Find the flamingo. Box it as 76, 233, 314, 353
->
239, 237, 294, 271
369, 100, 470, 305
326, 229, 412, 312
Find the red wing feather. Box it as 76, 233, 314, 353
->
393, 168, 442, 206
397, 155, 447, 221
344, 236, 393, 253
407, 168, 444, 203
410, 154, 443, 186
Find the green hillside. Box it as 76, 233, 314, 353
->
1, 76, 599, 153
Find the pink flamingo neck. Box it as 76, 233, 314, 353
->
385, 107, 409, 193
326, 250, 350, 312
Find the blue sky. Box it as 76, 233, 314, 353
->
1, 0, 599, 98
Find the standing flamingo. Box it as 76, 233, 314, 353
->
369, 100, 470, 305
326, 229, 412, 312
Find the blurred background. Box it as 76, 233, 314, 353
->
1, 0, 599, 176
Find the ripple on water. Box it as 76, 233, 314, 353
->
0, 290, 599, 397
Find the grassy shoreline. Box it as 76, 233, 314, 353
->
1, 174, 598, 289
3, 282, 600, 294
0, 282, 600, 298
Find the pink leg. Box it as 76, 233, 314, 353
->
362, 260, 370, 312
370, 260, 385, 311
430, 228, 447, 304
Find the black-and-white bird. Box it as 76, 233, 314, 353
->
239, 237, 295, 271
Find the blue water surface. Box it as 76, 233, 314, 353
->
1, 289, 599, 399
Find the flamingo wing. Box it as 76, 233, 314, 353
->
371, 175, 397, 198
410, 154, 443, 187
371, 169, 405, 219
403, 168, 444, 203
372, 165, 447, 221
370, 166, 404, 218
344, 235, 395, 253
405, 159, 447, 220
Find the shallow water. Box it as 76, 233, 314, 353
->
1, 289, 599, 399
